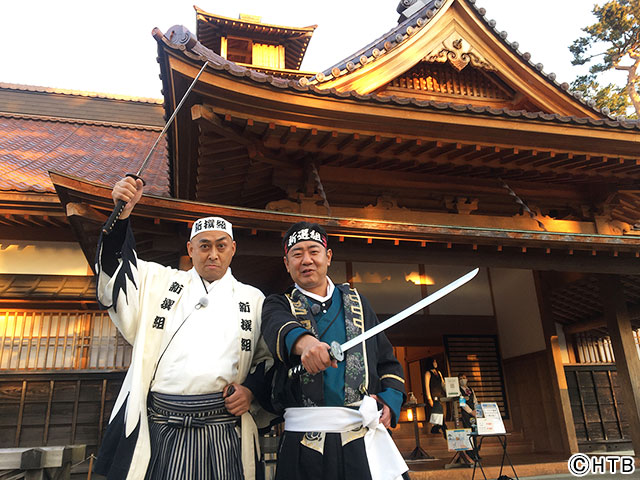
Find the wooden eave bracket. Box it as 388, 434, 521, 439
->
66, 202, 106, 223
191, 104, 293, 168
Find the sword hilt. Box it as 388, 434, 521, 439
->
102, 173, 146, 235
287, 341, 344, 379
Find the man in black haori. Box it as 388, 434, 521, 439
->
93, 176, 274, 480
262, 221, 409, 480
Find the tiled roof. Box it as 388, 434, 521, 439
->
0, 82, 163, 104
303, 0, 623, 120
0, 115, 170, 195
156, 27, 640, 132
194, 7, 317, 36
0, 83, 166, 128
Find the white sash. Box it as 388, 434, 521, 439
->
284, 396, 408, 480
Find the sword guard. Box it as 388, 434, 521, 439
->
329, 341, 344, 362
287, 341, 344, 379
125, 172, 146, 186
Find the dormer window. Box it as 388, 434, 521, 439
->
196, 7, 316, 71
221, 36, 286, 69
223, 37, 252, 64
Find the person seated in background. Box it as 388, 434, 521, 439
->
458, 372, 480, 462
458, 373, 477, 428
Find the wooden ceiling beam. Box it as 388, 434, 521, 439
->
338, 133, 360, 150
427, 142, 461, 159
193, 104, 293, 169
261, 123, 277, 143
196, 176, 245, 190
298, 128, 318, 147
279, 125, 297, 145
242, 118, 255, 135
499, 149, 530, 165
199, 136, 232, 149
411, 140, 440, 156
529, 152, 556, 167
317, 131, 338, 149
447, 144, 479, 160
374, 137, 401, 155
536, 153, 572, 169
455, 146, 499, 163
357, 135, 382, 153
313, 165, 587, 201
256, 123, 637, 181
514, 151, 540, 166
198, 153, 252, 167
199, 143, 247, 157
480, 148, 509, 164
563, 155, 592, 170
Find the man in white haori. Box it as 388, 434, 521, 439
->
93, 176, 273, 480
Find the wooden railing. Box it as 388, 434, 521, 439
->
0, 310, 131, 371
572, 329, 640, 364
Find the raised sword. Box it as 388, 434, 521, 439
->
288, 267, 479, 378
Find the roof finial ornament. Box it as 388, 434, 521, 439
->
396, 0, 430, 22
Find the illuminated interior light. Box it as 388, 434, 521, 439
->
405, 272, 435, 285
351, 271, 392, 284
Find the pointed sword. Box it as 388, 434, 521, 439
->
102, 60, 210, 235
288, 267, 480, 378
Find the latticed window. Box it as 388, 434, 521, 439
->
0, 310, 131, 371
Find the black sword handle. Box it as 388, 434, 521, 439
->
102, 173, 146, 235
288, 341, 344, 379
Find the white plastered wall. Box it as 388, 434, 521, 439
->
490, 268, 546, 359
0, 241, 90, 276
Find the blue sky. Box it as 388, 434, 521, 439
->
0, 0, 620, 99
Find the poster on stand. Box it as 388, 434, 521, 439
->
476, 402, 506, 435
446, 428, 473, 451
444, 377, 461, 397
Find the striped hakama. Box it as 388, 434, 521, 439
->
145, 392, 243, 480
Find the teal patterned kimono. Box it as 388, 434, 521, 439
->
262, 282, 406, 421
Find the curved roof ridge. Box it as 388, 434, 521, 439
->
302, 0, 619, 120
155, 26, 640, 131
0, 111, 163, 131
193, 5, 317, 33
309, 1, 437, 83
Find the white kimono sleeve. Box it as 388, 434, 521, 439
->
95, 219, 152, 344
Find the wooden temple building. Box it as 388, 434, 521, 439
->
2, 0, 640, 469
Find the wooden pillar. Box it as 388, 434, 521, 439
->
534, 271, 579, 454
599, 274, 640, 453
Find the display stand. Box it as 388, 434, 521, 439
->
444, 450, 473, 469
468, 432, 520, 480
404, 403, 434, 460
443, 397, 473, 469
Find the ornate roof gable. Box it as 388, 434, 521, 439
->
308, 0, 600, 118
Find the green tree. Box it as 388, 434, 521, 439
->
570, 0, 640, 118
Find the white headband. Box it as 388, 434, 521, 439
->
190, 216, 233, 240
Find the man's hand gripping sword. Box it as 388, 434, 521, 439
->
288, 268, 479, 378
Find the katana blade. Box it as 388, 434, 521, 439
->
341, 267, 479, 352
288, 267, 479, 378
102, 60, 209, 235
